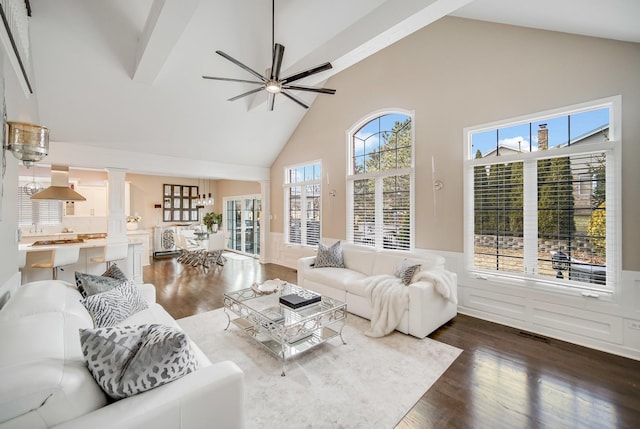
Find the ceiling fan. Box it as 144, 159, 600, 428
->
202, 0, 336, 111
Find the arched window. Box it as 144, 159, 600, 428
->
347, 110, 414, 250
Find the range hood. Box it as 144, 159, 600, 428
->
31, 165, 86, 201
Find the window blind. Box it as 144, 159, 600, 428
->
473, 161, 524, 274
536, 152, 607, 286
284, 162, 321, 246
17, 182, 62, 227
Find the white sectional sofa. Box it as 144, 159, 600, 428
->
0, 280, 244, 429
297, 243, 457, 338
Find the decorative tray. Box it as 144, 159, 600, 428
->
251, 279, 285, 295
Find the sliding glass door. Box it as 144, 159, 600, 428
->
225, 196, 261, 257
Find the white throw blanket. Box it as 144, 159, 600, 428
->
414, 268, 458, 304
362, 275, 409, 338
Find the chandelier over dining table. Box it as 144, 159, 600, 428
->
196, 178, 214, 207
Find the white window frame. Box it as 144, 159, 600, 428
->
283, 161, 322, 247
463, 95, 622, 296
346, 108, 415, 251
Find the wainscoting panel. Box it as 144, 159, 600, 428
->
462, 287, 528, 321
267, 233, 336, 270
532, 301, 623, 344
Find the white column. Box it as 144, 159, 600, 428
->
107, 168, 127, 242
259, 180, 270, 264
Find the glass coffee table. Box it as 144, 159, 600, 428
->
223, 282, 347, 376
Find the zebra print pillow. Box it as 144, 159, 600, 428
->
79, 324, 199, 400
102, 264, 127, 280
80, 280, 148, 327
393, 259, 422, 285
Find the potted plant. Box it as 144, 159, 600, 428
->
203, 212, 222, 232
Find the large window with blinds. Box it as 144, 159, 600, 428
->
284, 162, 321, 246
17, 178, 63, 227
465, 96, 620, 293
347, 111, 413, 250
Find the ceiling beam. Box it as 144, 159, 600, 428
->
248, 0, 474, 110
47, 141, 270, 182
132, 0, 199, 84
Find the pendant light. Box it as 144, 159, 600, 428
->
195, 178, 203, 206
206, 178, 214, 206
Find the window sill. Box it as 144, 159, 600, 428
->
468, 270, 614, 302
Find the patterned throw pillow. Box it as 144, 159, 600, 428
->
79, 324, 200, 400
314, 241, 345, 268
80, 280, 148, 327
394, 259, 422, 285
102, 264, 127, 280
75, 271, 125, 297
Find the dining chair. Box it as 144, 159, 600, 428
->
206, 232, 226, 267
177, 234, 204, 266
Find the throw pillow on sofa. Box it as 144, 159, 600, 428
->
75, 272, 125, 297
80, 280, 148, 327
102, 264, 128, 280
79, 324, 200, 400
314, 240, 345, 268
394, 259, 422, 285
75, 265, 129, 297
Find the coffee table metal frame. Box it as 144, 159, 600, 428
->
223, 283, 347, 376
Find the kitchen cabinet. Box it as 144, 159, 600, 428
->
65, 186, 107, 217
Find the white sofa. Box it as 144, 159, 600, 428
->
0, 280, 244, 429
297, 243, 457, 338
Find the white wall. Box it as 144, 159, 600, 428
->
0, 50, 42, 300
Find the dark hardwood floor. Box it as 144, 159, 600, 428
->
144, 255, 640, 429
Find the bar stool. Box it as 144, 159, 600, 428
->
18, 249, 27, 284
31, 246, 80, 280
91, 242, 129, 270
18, 249, 27, 270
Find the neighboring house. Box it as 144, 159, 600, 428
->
481, 124, 610, 208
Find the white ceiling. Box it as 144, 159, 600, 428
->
25, 0, 639, 180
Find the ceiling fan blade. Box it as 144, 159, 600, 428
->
267, 93, 276, 111
202, 76, 264, 85
228, 87, 265, 101
270, 43, 285, 80
281, 89, 309, 109
282, 84, 336, 95
281, 62, 333, 84
216, 50, 266, 82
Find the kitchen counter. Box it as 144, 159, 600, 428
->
19, 237, 143, 252
20, 239, 145, 284
20, 232, 108, 244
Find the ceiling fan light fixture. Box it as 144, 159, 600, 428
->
202, 0, 335, 111
265, 80, 281, 94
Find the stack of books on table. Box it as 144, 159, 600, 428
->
279, 292, 321, 309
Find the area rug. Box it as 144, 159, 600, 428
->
178, 309, 462, 429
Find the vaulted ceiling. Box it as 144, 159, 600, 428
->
25, 0, 640, 180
